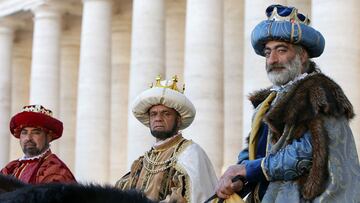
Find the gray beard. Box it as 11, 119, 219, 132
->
266, 55, 303, 86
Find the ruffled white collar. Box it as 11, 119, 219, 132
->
19, 147, 51, 161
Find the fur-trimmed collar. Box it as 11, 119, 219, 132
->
248, 72, 354, 199
249, 73, 354, 136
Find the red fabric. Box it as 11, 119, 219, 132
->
10, 111, 63, 141
0, 150, 76, 184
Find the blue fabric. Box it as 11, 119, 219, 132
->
238, 123, 268, 182
262, 132, 313, 181
251, 4, 325, 58
262, 117, 360, 202
237, 123, 313, 201
237, 123, 269, 200
265, 5, 307, 22
238, 122, 268, 164
245, 158, 264, 182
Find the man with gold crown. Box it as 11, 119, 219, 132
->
116, 76, 217, 203
1, 105, 76, 184
215, 4, 360, 203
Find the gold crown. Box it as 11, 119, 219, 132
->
149, 75, 185, 93
21, 105, 53, 117
268, 6, 310, 25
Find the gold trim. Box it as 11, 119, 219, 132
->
173, 140, 193, 203
21, 105, 53, 116
149, 75, 185, 93
143, 137, 190, 174
294, 22, 302, 44
249, 92, 276, 160
15, 162, 29, 179
143, 159, 176, 174
253, 183, 261, 203
144, 151, 177, 166
260, 159, 271, 181
290, 22, 295, 43
268, 7, 310, 25
174, 163, 192, 203
153, 135, 184, 152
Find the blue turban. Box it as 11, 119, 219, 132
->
251, 4, 325, 58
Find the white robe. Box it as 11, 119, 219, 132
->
177, 142, 218, 203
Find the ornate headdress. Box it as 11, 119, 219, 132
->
150, 75, 185, 93
251, 4, 325, 58
132, 75, 196, 130
10, 105, 63, 141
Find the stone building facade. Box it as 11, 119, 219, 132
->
0, 0, 359, 184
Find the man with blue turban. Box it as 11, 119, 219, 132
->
215, 4, 360, 203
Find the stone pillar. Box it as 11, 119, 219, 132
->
110, 1, 132, 181
288, 0, 311, 15
312, 0, 360, 156
0, 22, 14, 166
127, 0, 165, 166
75, 0, 112, 183
29, 4, 62, 153
58, 15, 81, 172
223, 0, 244, 171
10, 30, 32, 160
242, 0, 311, 146
30, 4, 61, 113
184, 0, 224, 175
165, 0, 185, 79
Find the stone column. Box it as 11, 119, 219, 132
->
29, 4, 62, 153
75, 0, 112, 183
30, 4, 61, 113
312, 0, 360, 156
288, 0, 311, 15
58, 15, 81, 172
10, 30, 32, 160
223, 0, 244, 171
165, 0, 185, 79
242, 0, 311, 145
184, 0, 224, 175
0, 22, 14, 166
110, 1, 132, 181
127, 0, 165, 166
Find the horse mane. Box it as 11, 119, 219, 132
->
0, 174, 157, 203
0, 174, 27, 194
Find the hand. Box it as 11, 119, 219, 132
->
215, 164, 246, 199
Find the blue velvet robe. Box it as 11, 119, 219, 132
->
237, 74, 360, 202
237, 122, 312, 201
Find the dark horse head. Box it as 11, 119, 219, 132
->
0, 174, 156, 203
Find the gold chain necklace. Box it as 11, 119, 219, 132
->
144, 150, 177, 166
143, 159, 176, 174
143, 149, 178, 174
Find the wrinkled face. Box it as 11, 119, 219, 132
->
149, 105, 180, 140
19, 127, 51, 158
264, 41, 306, 86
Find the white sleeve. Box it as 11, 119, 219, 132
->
177, 142, 218, 203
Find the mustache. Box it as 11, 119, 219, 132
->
24, 141, 36, 146
266, 63, 289, 72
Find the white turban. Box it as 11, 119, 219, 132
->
132, 80, 196, 130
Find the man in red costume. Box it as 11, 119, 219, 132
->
1, 104, 76, 184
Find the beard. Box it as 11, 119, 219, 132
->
22, 141, 49, 157
266, 55, 303, 86
150, 120, 179, 140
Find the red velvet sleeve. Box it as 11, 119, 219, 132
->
0, 160, 21, 176
35, 154, 76, 184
